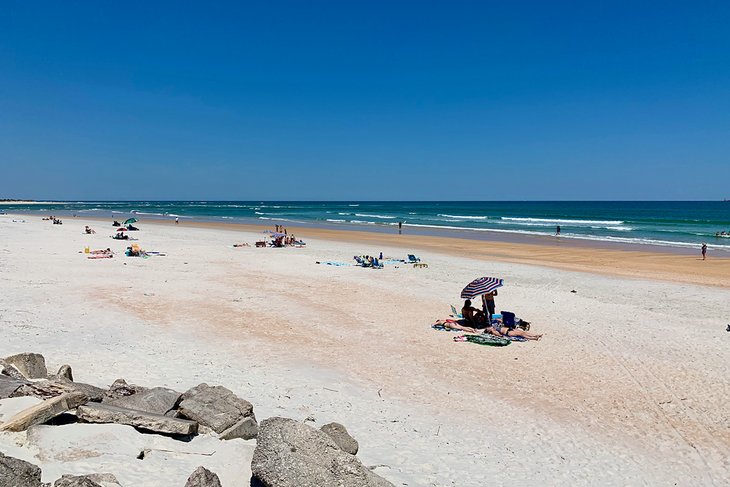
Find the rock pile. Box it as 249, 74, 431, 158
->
0, 352, 393, 486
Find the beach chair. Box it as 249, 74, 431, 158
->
407, 254, 420, 263
450, 305, 463, 319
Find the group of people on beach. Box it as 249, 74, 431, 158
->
355, 253, 384, 268
43, 216, 63, 225
439, 292, 543, 340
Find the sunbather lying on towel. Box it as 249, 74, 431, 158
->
485, 315, 542, 341
433, 319, 478, 334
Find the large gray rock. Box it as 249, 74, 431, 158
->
3, 352, 47, 379
177, 383, 255, 433
251, 417, 393, 487
54, 473, 121, 487
10, 379, 106, 402
53, 475, 102, 487
77, 402, 198, 436
0, 374, 29, 399
219, 416, 258, 440
184, 466, 222, 487
103, 378, 145, 400
0, 452, 43, 487
55, 365, 74, 382
0, 391, 88, 432
320, 422, 359, 455
103, 386, 181, 415
0, 359, 28, 380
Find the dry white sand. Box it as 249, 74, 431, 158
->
1, 215, 729, 486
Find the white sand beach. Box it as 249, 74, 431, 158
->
1, 214, 729, 486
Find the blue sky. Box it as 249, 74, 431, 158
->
1, 1, 729, 200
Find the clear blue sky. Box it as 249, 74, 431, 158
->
1, 1, 729, 200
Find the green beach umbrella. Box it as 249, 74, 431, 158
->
123, 217, 138, 226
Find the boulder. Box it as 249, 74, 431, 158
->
10, 379, 106, 402
177, 384, 255, 433
0, 452, 43, 487
54, 473, 121, 487
103, 378, 145, 400
251, 417, 393, 487
320, 422, 359, 455
0, 374, 29, 399
53, 475, 102, 487
184, 466, 222, 487
56, 365, 74, 381
0, 391, 88, 432
219, 416, 258, 440
76, 402, 198, 436
104, 386, 181, 415
0, 359, 28, 380
3, 352, 47, 379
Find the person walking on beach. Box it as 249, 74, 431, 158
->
701, 243, 707, 260
175, 217, 179, 225
556, 225, 561, 236
398, 221, 403, 234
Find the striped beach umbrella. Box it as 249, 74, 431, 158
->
460, 276, 504, 299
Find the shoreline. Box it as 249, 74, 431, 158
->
7, 212, 730, 288
6, 206, 730, 257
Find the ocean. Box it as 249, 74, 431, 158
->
3, 201, 730, 253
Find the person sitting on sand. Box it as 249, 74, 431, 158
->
84, 226, 96, 234
485, 315, 543, 341
461, 299, 488, 326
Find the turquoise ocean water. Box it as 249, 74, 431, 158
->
4, 201, 730, 253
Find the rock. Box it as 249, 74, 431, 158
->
104, 386, 181, 415
177, 383, 254, 433
62, 381, 106, 402
3, 352, 48, 379
103, 378, 145, 400
320, 422, 359, 455
184, 466, 222, 487
0, 391, 88, 432
76, 402, 198, 436
0, 359, 28, 380
10, 379, 106, 402
0, 452, 43, 487
251, 417, 393, 487
53, 475, 102, 487
0, 374, 29, 399
56, 365, 74, 381
53, 473, 121, 487
219, 416, 258, 440
0, 396, 43, 422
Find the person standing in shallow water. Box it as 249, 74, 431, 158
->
701, 243, 707, 260
398, 221, 403, 234
556, 225, 561, 236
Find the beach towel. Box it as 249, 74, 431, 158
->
316, 261, 351, 266
453, 334, 511, 347
87, 254, 113, 259
431, 322, 527, 341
